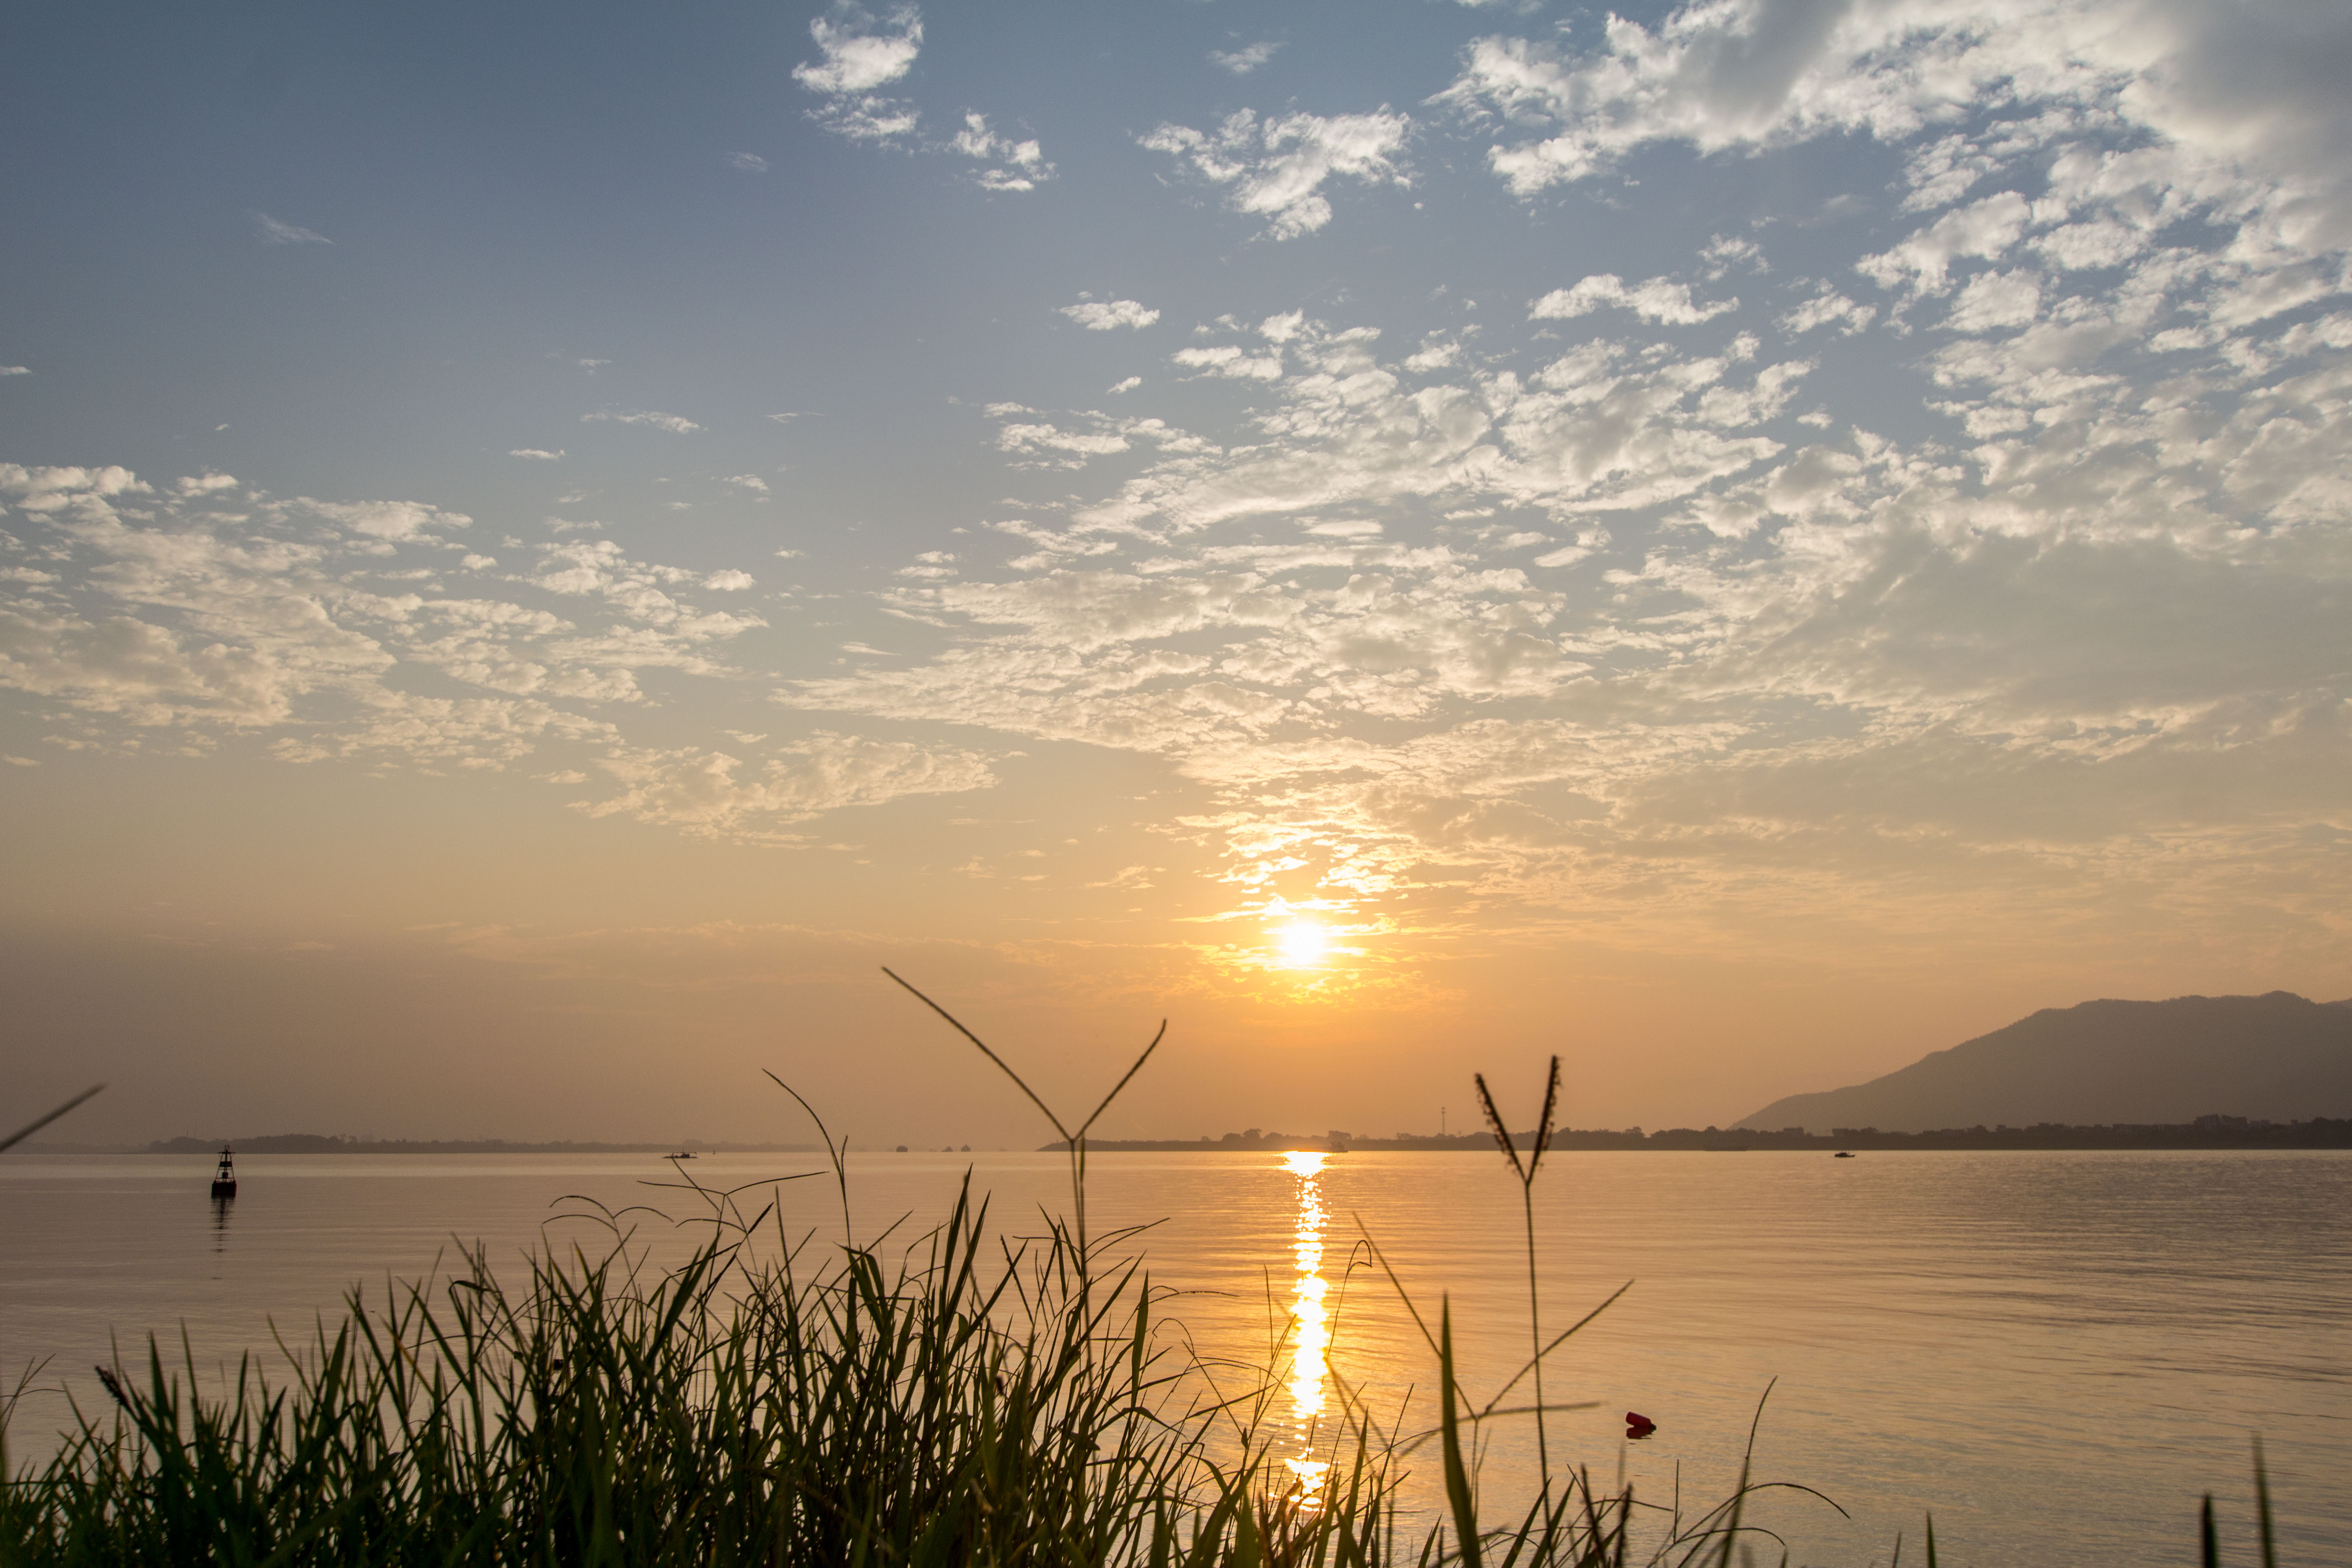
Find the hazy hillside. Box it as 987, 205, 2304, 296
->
1737, 992, 2352, 1133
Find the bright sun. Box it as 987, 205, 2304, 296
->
1275, 920, 1334, 969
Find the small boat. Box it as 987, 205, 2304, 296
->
210, 1143, 238, 1198
666, 1151, 697, 1161
1833, 1150, 1855, 1159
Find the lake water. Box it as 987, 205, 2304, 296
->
2, 1148, 2346, 1565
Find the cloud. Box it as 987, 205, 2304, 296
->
811, 96, 922, 141
793, 3, 923, 142
581, 410, 702, 434
1438, 0, 2352, 246
1943, 268, 2042, 333
249, 211, 331, 246
1858, 192, 2031, 297
1142, 107, 1411, 239
1210, 41, 1282, 75
1061, 298, 1161, 331
0, 366, 28, 377
989, 407, 1211, 470
300, 498, 472, 541
0, 461, 799, 794
1171, 344, 1284, 380
729, 152, 769, 172
1531, 274, 1738, 324
951, 112, 1052, 191
1779, 289, 1876, 336
724, 474, 770, 491
583, 733, 995, 841
775, 197, 2352, 949
793, 3, 922, 94
509, 448, 564, 460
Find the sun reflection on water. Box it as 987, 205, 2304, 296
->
1280, 1150, 1332, 1509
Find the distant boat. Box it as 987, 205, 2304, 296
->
1833, 1151, 1855, 1159
666, 1151, 697, 1161
210, 1144, 238, 1198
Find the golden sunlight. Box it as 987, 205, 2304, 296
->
1275, 920, 1334, 969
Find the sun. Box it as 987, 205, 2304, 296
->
1275, 919, 1334, 969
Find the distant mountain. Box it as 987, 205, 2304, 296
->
1737, 991, 2352, 1133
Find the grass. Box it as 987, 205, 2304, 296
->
0, 982, 2293, 1566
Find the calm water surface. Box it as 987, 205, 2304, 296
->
2, 1148, 2346, 1565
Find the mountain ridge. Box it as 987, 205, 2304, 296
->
1737, 991, 2352, 1133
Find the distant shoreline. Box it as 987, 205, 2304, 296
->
14, 1119, 2347, 1158
1047, 1116, 2352, 1154
128, 1136, 826, 1156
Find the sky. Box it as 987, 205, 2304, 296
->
4, 0, 2349, 1148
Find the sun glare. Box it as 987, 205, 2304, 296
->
1275, 920, 1333, 969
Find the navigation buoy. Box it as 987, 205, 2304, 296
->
1626, 1411, 1657, 1440
210, 1143, 238, 1199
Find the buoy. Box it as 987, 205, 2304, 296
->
210, 1143, 238, 1199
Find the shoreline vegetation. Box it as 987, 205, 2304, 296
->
1, 976, 2292, 1564
1050, 1116, 2352, 1154
24, 1114, 2346, 1160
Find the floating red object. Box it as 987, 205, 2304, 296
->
1625, 1411, 1656, 1440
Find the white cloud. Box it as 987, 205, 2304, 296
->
725, 474, 770, 491
1061, 298, 1161, 331
1779, 289, 1877, 336
0, 463, 798, 791
581, 410, 702, 434
1943, 268, 2043, 332
991, 409, 1211, 469
1700, 233, 1764, 279
584, 733, 994, 840
812, 96, 921, 141
793, 3, 922, 94
1109, 376, 1143, 394
1210, 41, 1282, 75
0, 366, 28, 377
729, 152, 769, 172
952, 113, 1052, 191
300, 498, 472, 542
1172, 344, 1284, 380
509, 448, 564, 460
249, 211, 330, 246
1530, 273, 1738, 324
1858, 192, 2031, 297
1439, 0, 2352, 251
793, 2, 923, 143
1142, 107, 1411, 239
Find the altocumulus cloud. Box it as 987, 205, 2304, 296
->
777, 0, 2352, 950
1142, 107, 1411, 238
792, 1, 922, 142
0, 463, 995, 838
582, 734, 996, 842
1060, 298, 1161, 331
1531, 274, 1738, 325
582, 410, 702, 434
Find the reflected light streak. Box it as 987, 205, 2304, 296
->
1280, 1150, 1332, 1509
